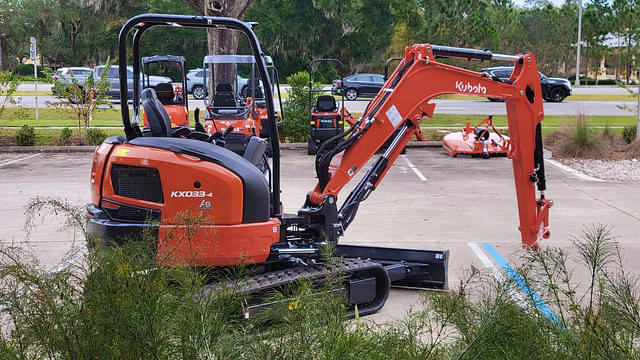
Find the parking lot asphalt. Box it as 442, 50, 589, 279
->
1, 148, 639, 323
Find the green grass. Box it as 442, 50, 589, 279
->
565, 93, 638, 101
1, 127, 124, 146
13, 90, 53, 96
417, 114, 637, 128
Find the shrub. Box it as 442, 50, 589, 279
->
6, 197, 640, 358
279, 71, 319, 142
561, 114, 602, 158
622, 125, 637, 144
57, 127, 73, 145
86, 128, 108, 145
13, 64, 34, 76
15, 124, 36, 146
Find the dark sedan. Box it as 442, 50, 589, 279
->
331, 73, 385, 100
482, 66, 572, 102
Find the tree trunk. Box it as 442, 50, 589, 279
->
185, 0, 258, 90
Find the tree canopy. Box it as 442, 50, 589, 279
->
0, 0, 638, 82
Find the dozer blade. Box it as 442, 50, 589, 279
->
335, 244, 448, 290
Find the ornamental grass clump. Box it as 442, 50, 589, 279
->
3, 198, 640, 359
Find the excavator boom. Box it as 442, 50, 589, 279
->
309, 44, 551, 249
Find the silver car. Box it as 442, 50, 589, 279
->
186, 68, 249, 100
94, 65, 172, 100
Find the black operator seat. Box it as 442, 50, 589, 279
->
316, 95, 337, 112
154, 82, 175, 105
141, 88, 172, 137
241, 79, 264, 99
213, 83, 238, 108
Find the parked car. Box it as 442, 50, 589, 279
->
94, 65, 172, 100
51, 67, 92, 96
186, 68, 252, 100
331, 73, 385, 100
482, 66, 572, 102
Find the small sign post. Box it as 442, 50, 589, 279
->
30, 37, 38, 121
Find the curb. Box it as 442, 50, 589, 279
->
0, 141, 443, 153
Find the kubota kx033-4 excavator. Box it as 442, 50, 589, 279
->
87, 14, 552, 317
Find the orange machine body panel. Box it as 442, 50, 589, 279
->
203, 98, 263, 137
90, 142, 114, 205
96, 143, 281, 266
101, 144, 244, 225
142, 104, 189, 127
157, 219, 280, 266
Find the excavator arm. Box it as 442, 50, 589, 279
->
307, 44, 552, 250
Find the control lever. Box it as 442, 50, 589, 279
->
194, 108, 206, 133
209, 125, 234, 147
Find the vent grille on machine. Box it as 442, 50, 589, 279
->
111, 164, 164, 203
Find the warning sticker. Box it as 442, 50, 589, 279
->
385, 105, 402, 127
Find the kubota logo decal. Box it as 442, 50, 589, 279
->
455, 81, 487, 94
170, 191, 213, 198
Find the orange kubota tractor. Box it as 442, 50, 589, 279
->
88, 14, 552, 317
141, 55, 189, 128
201, 54, 283, 156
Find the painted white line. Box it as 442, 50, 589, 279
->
401, 155, 427, 181
467, 242, 526, 307
0, 246, 87, 312
49, 246, 88, 274
0, 153, 42, 168
547, 159, 603, 182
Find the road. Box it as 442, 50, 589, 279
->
1, 149, 639, 322
7, 95, 637, 117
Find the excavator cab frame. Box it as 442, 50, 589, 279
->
141, 55, 189, 128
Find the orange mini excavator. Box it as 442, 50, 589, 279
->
88, 14, 552, 316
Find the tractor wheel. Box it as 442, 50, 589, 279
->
192, 85, 206, 100
308, 138, 317, 155
345, 88, 358, 101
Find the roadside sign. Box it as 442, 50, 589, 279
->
29, 37, 36, 61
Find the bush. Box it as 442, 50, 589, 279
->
13, 64, 51, 79
6, 197, 640, 358
561, 114, 602, 158
622, 125, 637, 144
279, 71, 319, 142
57, 127, 73, 145
86, 128, 108, 145
13, 64, 34, 76
15, 124, 36, 146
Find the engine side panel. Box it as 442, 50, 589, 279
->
101, 144, 244, 225
157, 219, 280, 266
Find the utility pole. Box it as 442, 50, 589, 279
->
575, 0, 583, 87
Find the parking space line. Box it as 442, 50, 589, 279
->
546, 159, 603, 182
481, 242, 559, 324
0, 153, 42, 168
467, 243, 526, 307
0, 246, 87, 312
400, 155, 427, 181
